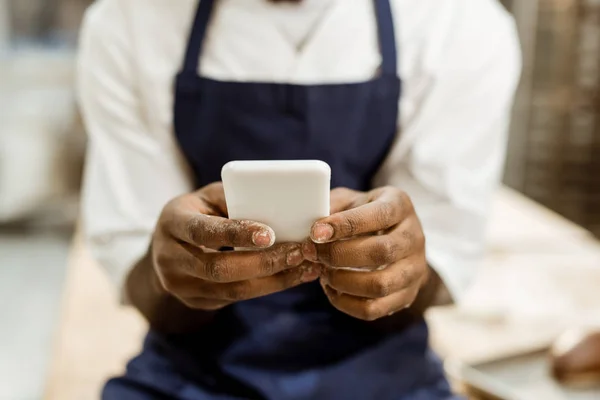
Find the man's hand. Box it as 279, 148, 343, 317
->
127, 182, 320, 333
151, 182, 320, 310
310, 187, 430, 321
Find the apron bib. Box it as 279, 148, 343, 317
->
103, 1, 461, 399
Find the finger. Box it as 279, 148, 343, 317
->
316, 233, 414, 268
311, 187, 411, 243
169, 210, 275, 249
322, 282, 419, 321
322, 259, 425, 298
181, 242, 307, 283
329, 187, 365, 214
173, 183, 228, 218
196, 182, 229, 216
168, 262, 321, 299
178, 297, 231, 311
202, 263, 322, 301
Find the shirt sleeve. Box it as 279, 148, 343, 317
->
375, 1, 522, 301
77, 0, 193, 294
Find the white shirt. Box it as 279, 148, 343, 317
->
77, 0, 521, 301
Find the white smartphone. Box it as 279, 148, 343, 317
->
221, 160, 331, 243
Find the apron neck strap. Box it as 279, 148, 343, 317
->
374, 0, 397, 76
181, 0, 398, 76
182, 0, 216, 74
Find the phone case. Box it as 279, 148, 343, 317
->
221, 160, 331, 243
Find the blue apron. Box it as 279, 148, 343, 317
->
103, 1, 461, 399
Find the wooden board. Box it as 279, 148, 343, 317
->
486, 188, 599, 254
43, 234, 146, 400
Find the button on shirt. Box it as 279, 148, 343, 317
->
77, 0, 522, 300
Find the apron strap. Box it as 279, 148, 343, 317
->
181, 0, 398, 76
374, 0, 398, 76
182, 0, 216, 74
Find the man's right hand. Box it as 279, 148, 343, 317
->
150, 182, 321, 311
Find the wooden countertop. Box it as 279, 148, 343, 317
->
43, 187, 600, 399
428, 190, 600, 364
43, 236, 146, 400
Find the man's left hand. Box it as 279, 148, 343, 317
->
308, 187, 430, 321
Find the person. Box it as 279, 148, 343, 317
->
77, 0, 521, 398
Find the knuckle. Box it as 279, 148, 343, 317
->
205, 259, 231, 282
400, 229, 416, 253
161, 198, 180, 220
360, 301, 384, 321
262, 252, 279, 276
398, 218, 425, 255
254, 249, 280, 276
378, 200, 397, 225
335, 213, 360, 236
395, 264, 413, 288
368, 277, 393, 298
387, 185, 405, 199
399, 190, 415, 213
371, 238, 400, 265
205, 182, 223, 193
186, 217, 204, 245
384, 186, 413, 213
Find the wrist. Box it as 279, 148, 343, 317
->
126, 244, 218, 334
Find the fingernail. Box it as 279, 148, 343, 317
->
302, 241, 318, 262
301, 265, 321, 282
286, 249, 303, 267
252, 228, 274, 248
311, 223, 334, 243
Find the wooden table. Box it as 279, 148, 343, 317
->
428, 188, 600, 365
43, 187, 600, 399
43, 237, 146, 400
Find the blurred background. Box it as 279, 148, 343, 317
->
1, 0, 600, 399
